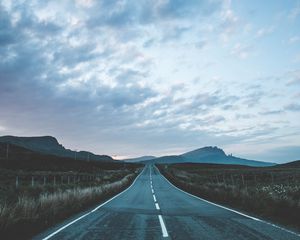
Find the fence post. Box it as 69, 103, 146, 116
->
16, 176, 19, 188
241, 174, 245, 185
271, 173, 274, 184
68, 176, 70, 184
6, 143, 9, 159
231, 174, 234, 185
44, 176, 46, 185
31, 176, 34, 187
54, 176, 56, 186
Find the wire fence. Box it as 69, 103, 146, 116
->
0, 170, 131, 189
168, 167, 300, 187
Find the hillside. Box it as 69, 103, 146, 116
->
124, 156, 156, 162
0, 136, 113, 162
274, 160, 300, 168
0, 142, 136, 171
144, 146, 275, 167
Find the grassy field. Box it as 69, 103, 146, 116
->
0, 166, 141, 239
157, 163, 300, 232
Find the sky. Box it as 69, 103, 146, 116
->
0, 0, 300, 162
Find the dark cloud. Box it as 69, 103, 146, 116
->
260, 110, 284, 115
286, 103, 300, 112
0, 7, 16, 45
195, 39, 207, 49
159, 0, 220, 19
86, 0, 221, 28
184, 91, 239, 111
243, 90, 264, 107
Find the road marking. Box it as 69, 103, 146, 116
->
41, 168, 146, 240
156, 166, 300, 238
155, 203, 160, 210
158, 215, 169, 238
151, 166, 169, 238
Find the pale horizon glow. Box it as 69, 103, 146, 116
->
0, 0, 300, 163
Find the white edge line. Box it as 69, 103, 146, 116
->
155, 165, 300, 237
42, 167, 146, 240
158, 215, 169, 238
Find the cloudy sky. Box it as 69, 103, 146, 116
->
0, 0, 300, 162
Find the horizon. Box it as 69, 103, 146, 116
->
1, 134, 299, 163
0, 1, 300, 163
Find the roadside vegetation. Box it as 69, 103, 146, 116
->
157, 163, 300, 232
0, 167, 141, 239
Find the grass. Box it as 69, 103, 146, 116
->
0, 167, 141, 239
157, 163, 300, 233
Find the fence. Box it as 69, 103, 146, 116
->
169, 168, 300, 187
1, 173, 109, 188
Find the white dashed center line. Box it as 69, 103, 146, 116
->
150, 166, 169, 238
155, 203, 160, 210
158, 215, 169, 238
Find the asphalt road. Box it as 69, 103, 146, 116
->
35, 165, 300, 240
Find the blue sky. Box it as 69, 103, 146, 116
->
0, 0, 300, 162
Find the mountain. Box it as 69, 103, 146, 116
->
142, 146, 275, 167
0, 142, 135, 171
0, 136, 113, 162
124, 156, 156, 162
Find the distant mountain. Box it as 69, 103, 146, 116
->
145, 155, 185, 164
124, 156, 156, 162
0, 136, 113, 162
142, 146, 275, 167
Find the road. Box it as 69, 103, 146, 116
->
35, 165, 300, 240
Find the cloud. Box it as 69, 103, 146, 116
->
242, 90, 264, 107
230, 43, 252, 59
255, 26, 274, 38
289, 2, 300, 20
286, 103, 300, 112
194, 39, 207, 49
0, 0, 299, 160
85, 0, 221, 29
219, 1, 239, 42
76, 0, 95, 8
288, 36, 300, 44
286, 70, 300, 86
260, 110, 284, 115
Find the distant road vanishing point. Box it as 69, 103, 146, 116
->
35, 165, 300, 240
